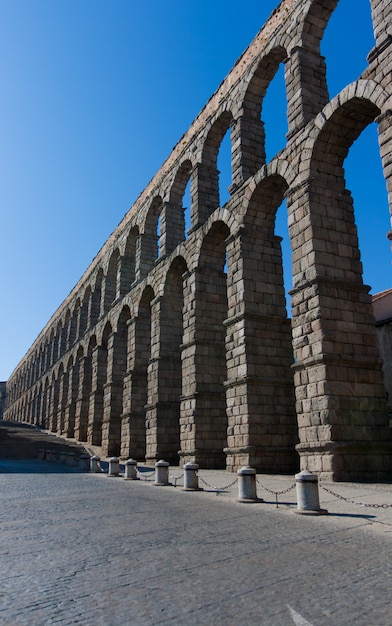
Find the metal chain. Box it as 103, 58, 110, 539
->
97, 461, 106, 474
255, 478, 296, 496
136, 468, 155, 481
255, 479, 296, 507
169, 473, 184, 487
319, 483, 392, 509
196, 472, 238, 493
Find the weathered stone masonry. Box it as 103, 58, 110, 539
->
4, 0, 392, 480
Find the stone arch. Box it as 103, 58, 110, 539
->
139, 197, 164, 277
103, 249, 120, 313
90, 269, 104, 327
240, 157, 296, 222
31, 384, 38, 425
47, 328, 55, 369
225, 173, 299, 472
125, 285, 155, 461
42, 377, 50, 429
166, 160, 193, 250
295, 0, 339, 53
187, 220, 230, 468
59, 311, 71, 358
57, 356, 72, 435
101, 305, 131, 456
145, 256, 188, 465
282, 0, 338, 133
120, 226, 139, 296
311, 82, 387, 153
75, 337, 95, 442
288, 86, 391, 478
369, 0, 392, 45
79, 287, 91, 338
233, 47, 287, 184
49, 365, 62, 432
196, 111, 234, 226
68, 299, 80, 349
64, 351, 79, 438
87, 323, 111, 447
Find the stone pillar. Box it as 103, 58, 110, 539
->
224, 228, 298, 473
101, 331, 125, 457
376, 110, 392, 236
162, 200, 184, 255
179, 267, 227, 469
288, 181, 392, 481
63, 361, 79, 438
285, 46, 329, 139
192, 162, 220, 228
137, 232, 158, 281
230, 114, 265, 189
48, 376, 60, 432
145, 295, 182, 466
120, 373, 147, 460
369, 0, 392, 46
41, 383, 51, 430
56, 369, 69, 436
120, 315, 149, 460
87, 345, 107, 447
88, 281, 102, 328
74, 355, 92, 442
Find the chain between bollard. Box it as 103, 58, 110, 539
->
196, 473, 238, 494
136, 468, 156, 482
255, 479, 296, 507
169, 473, 184, 487
319, 484, 392, 509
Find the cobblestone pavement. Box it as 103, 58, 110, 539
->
1, 458, 392, 626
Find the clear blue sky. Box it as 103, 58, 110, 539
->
0, 0, 390, 381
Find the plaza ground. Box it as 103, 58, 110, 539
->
1, 421, 392, 625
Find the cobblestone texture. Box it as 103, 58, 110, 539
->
1, 463, 392, 625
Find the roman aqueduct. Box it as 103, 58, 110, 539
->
4, 0, 392, 480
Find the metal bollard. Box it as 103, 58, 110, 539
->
108, 457, 120, 477
79, 453, 90, 471
90, 455, 101, 473
154, 460, 170, 486
124, 459, 138, 480
183, 462, 202, 491
294, 470, 328, 515
237, 466, 263, 503
66, 452, 77, 467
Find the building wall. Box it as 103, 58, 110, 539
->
4, 0, 392, 480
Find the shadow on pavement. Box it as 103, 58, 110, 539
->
0, 459, 86, 474
0, 420, 88, 473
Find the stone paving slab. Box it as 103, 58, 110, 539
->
1, 466, 392, 625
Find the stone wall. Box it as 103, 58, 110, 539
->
0, 382, 6, 420
4, 0, 392, 481
373, 289, 392, 418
